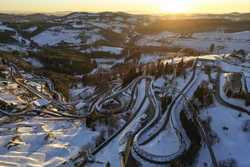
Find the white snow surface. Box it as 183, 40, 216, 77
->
24, 57, 43, 68
85, 32, 104, 45
197, 103, 250, 167
24, 26, 37, 33
24, 26, 37, 32
141, 122, 180, 156
70, 86, 95, 99
0, 118, 99, 167
139, 54, 161, 64
87, 80, 148, 167
153, 77, 166, 88
0, 43, 28, 52
137, 31, 250, 53
0, 24, 15, 32
93, 58, 124, 70
82, 46, 123, 55
32, 27, 81, 46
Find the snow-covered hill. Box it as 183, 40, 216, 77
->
137, 31, 250, 53
1, 12, 250, 55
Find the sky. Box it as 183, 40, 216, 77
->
1, 0, 250, 14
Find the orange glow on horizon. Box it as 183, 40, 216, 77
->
0, 0, 250, 14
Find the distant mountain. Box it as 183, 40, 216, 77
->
0, 13, 58, 22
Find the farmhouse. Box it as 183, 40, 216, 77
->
224, 73, 244, 98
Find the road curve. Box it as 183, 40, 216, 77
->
215, 71, 250, 115
77, 77, 151, 166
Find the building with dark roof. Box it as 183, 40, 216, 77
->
224, 73, 244, 98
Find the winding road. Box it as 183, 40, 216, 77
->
6, 56, 250, 167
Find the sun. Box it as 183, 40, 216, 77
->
159, 0, 192, 13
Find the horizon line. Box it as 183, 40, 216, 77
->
0, 10, 249, 16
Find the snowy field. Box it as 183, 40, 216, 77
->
0, 24, 15, 32
0, 117, 99, 167
1, 14, 250, 55
0, 43, 28, 52
31, 27, 82, 47
197, 102, 250, 167
87, 80, 148, 167
81, 46, 123, 55
141, 122, 180, 156
24, 26, 38, 33
23, 57, 44, 68
139, 54, 161, 64
137, 31, 250, 53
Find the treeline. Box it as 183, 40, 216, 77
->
122, 59, 194, 86
35, 70, 79, 99
29, 48, 96, 75
0, 31, 17, 43
136, 19, 250, 34
9, 21, 59, 38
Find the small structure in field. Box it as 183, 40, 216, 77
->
33, 98, 50, 108
224, 73, 244, 98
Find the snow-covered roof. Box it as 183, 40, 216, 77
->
139, 54, 161, 64
33, 98, 50, 107
0, 93, 19, 105
24, 26, 37, 33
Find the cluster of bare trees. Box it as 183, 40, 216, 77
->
122, 58, 194, 86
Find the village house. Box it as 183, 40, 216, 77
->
224, 73, 244, 98
243, 75, 250, 106
0, 92, 25, 110
25, 81, 44, 92
33, 98, 50, 108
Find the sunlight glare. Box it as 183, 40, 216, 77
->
159, 0, 193, 13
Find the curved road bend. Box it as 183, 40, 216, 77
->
82, 77, 150, 167
169, 60, 218, 167
132, 59, 218, 166
131, 60, 198, 164
215, 71, 250, 115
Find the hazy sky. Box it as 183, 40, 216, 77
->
1, 0, 250, 14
